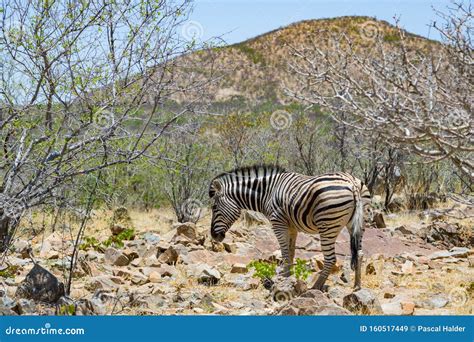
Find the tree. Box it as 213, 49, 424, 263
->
0, 0, 208, 251
287, 2, 473, 183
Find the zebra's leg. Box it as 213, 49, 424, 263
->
271, 220, 291, 277
288, 226, 298, 267
312, 230, 339, 291
354, 250, 363, 290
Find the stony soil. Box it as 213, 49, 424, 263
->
1, 205, 472, 316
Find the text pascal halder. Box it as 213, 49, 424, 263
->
417, 325, 466, 332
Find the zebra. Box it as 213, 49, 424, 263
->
209, 165, 371, 290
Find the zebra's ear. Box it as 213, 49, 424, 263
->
212, 179, 223, 195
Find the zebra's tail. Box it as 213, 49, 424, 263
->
350, 187, 364, 271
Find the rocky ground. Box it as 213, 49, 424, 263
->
0, 204, 473, 316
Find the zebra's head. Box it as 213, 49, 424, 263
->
209, 179, 241, 242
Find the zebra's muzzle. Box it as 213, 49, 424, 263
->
211, 230, 225, 242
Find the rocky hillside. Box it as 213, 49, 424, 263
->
2, 204, 472, 316
173, 16, 437, 104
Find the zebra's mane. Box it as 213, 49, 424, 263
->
212, 164, 286, 182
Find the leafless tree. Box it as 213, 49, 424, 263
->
160, 119, 218, 223
0, 0, 211, 251
287, 1, 473, 184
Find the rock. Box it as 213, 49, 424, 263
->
13, 298, 36, 315
401, 260, 414, 274
277, 290, 351, 315
223, 274, 259, 290
401, 301, 415, 315
343, 288, 383, 314
104, 247, 130, 266
271, 276, 307, 303
189, 264, 221, 285
144, 256, 162, 267
429, 247, 470, 260
148, 271, 162, 283
14, 239, 30, 259
157, 246, 178, 265
384, 292, 396, 299
39, 232, 70, 259
419, 221, 470, 248
372, 212, 386, 228
365, 262, 376, 275
174, 222, 197, 240
424, 294, 449, 309
110, 224, 127, 236
223, 242, 237, 253
85, 275, 123, 291
393, 225, 413, 235
16, 264, 65, 303
0, 294, 17, 315
131, 257, 143, 267
381, 301, 402, 315
230, 263, 248, 274
143, 232, 161, 244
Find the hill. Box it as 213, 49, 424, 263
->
173, 16, 438, 105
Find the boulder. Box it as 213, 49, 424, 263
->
174, 222, 197, 241
104, 247, 130, 266
381, 301, 402, 315
401, 260, 414, 274
393, 225, 413, 235
419, 221, 472, 248
0, 294, 17, 315
230, 263, 248, 274
223, 274, 259, 290
14, 240, 30, 259
372, 212, 386, 228
401, 301, 415, 315
343, 288, 383, 314
85, 275, 123, 291
16, 264, 65, 303
277, 290, 351, 315
271, 276, 307, 303
110, 224, 127, 236
420, 294, 449, 309
157, 246, 179, 265
429, 247, 471, 260
39, 232, 70, 259
142, 232, 161, 245
188, 264, 221, 285
13, 298, 36, 315
223, 242, 237, 253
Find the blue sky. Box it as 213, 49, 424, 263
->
187, 0, 452, 44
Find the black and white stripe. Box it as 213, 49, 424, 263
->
209, 165, 371, 290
